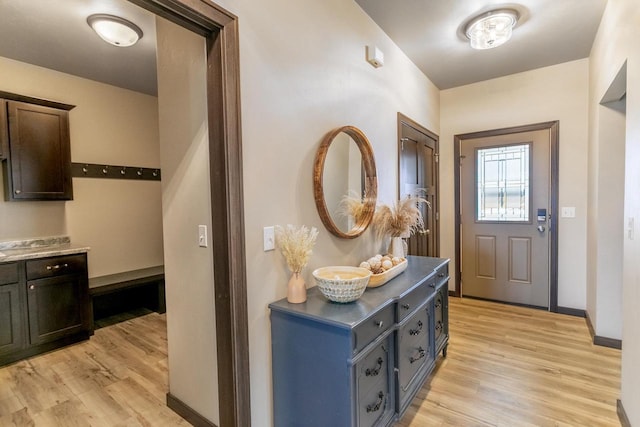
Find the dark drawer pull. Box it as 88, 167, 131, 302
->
410, 347, 426, 364
438, 272, 445, 278
365, 357, 383, 377
401, 303, 410, 310
409, 320, 423, 336
366, 391, 384, 413
429, 282, 436, 288
436, 321, 443, 332
46, 263, 69, 271
435, 301, 441, 309
375, 320, 384, 329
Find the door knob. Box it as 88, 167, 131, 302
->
537, 225, 545, 233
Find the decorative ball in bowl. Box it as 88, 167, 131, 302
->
312, 266, 372, 303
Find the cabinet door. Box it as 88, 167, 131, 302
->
434, 285, 449, 354
355, 335, 394, 427
0, 99, 8, 160
0, 282, 25, 357
397, 303, 434, 413
5, 101, 72, 200
27, 274, 87, 345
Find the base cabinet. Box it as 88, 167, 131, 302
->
0, 261, 25, 357
27, 275, 87, 345
0, 253, 90, 366
270, 256, 449, 427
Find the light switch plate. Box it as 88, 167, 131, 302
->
198, 225, 208, 247
561, 207, 576, 218
264, 226, 275, 251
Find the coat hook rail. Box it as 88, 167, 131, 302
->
71, 162, 161, 181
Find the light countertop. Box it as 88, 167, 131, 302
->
0, 236, 90, 263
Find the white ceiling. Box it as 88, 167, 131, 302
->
355, 0, 608, 89
0, 1, 608, 95
0, 0, 158, 95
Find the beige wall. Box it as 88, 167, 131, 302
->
155, 17, 219, 425
0, 56, 163, 278
589, 0, 640, 422
588, 99, 625, 340
440, 59, 590, 310
204, 0, 439, 423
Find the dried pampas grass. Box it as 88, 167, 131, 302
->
338, 191, 370, 223
373, 196, 429, 241
275, 224, 319, 274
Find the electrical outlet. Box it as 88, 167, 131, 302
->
198, 225, 208, 247
264, 226, 275, 251
628, 217, 634, 240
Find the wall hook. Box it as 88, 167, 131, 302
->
71, 162, 161, 181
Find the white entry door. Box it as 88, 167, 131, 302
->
460, 129, 551, 308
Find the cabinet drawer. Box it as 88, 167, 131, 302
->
353, 304, 394, 354
0, 262, 19, 285
397, 278, 433, 323
435, 263, 448, 286
26, 254, 86, 280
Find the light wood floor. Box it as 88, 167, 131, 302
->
0, 298, 621, 426
0, 313, 188, 426
399, 297, 622, 427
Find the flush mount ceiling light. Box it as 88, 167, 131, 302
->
464, 9, 519, 50
87, 14, 143, 47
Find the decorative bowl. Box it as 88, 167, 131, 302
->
312, 266, 372, 303
368, 258, 408, 287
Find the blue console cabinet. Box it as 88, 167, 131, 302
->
269, 256, 449, 427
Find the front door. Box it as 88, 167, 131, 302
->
399, 117, 439, 257
460, 129, 551, 308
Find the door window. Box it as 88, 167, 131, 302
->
476, 143, 530, 223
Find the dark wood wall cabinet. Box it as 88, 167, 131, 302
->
0, 91, 75, 201
269, 256, 449, 427
0, 253, 90, 367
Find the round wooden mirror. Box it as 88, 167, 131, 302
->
313, 126, 378, 239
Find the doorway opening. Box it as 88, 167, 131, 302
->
586, 60, 626, 347
398, 113, 440, 257
454, 122, 559, 312
129, 1, 249, 426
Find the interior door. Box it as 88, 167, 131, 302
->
399, 120, 438, 257
460, 129, 550, 308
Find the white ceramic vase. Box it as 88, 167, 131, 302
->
388, 236, 405, 258
287, 272, 307, 303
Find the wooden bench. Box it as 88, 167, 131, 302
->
89, 266, 165, 327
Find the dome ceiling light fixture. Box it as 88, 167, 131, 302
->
87, 14, 143, 47
464, 8, 519, 50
